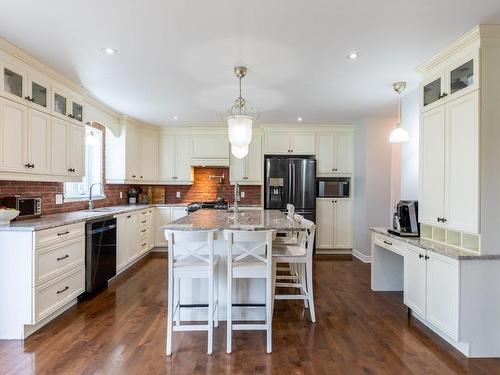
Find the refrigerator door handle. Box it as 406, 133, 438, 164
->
288, 161, 293, 205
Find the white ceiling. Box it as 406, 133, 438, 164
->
1, 0, 500, 126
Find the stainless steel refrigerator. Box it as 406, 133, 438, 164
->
264, 156, 316, 222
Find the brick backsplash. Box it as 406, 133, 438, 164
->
0, 167, 261, 215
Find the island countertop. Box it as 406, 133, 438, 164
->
161, 209, 305, 231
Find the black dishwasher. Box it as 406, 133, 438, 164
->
84, 216, 117, 294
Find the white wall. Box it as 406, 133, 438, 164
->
353, 118, 396, 258
399, 89, 419, 200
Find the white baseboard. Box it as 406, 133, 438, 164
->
352, 249, 372, 263
315, 249, 352, 255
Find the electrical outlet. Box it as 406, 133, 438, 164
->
240, 191, 245, 198
55, 194, 63, 205
120, 192, 123, 198
176, 191, 181, 198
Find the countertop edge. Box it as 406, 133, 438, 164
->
370, 227, 500, 261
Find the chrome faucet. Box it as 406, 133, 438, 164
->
88, 182, 104, 211
233, 183, 240, 213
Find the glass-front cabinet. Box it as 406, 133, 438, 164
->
27, 72, 51, 113
423, 77, 442, 107
448, 58, 477, 99
71, 98, 83, 123
1, 63, 27, 103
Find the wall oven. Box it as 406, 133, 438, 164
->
316, 178, 350, 198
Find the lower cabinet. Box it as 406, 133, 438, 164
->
116, 212, 138, 272
404, 245, 459, 339
316, 198, 353, 250
154, 206, 188, 248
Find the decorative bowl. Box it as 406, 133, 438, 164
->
0, 209, 20, 224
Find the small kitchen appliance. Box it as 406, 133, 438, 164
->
0, 196, 41, 220
388, 200, 419, 237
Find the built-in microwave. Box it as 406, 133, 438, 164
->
316, 178, 350, 198
0, 196, 42, 220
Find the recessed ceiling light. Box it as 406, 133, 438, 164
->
102, 47, 117, 55
173, 116, 179, 120
297, 117, 303, 122
347, 51, 360, 60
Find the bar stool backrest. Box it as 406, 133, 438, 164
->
298, 219, 316, 258
224, 230, 275, 266
165, 230, 216, 266
287, 204, 295, 219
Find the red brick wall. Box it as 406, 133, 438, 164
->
161, 167, 261, 205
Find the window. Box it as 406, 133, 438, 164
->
64, 126, 105, 200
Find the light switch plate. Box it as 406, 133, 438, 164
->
176, 192, 181, 198
120, 192, 123, 198
55, 194, 63, 205
241, 191, 245, 198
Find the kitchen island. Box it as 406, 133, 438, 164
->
161, 209, 304, 321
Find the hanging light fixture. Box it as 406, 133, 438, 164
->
389, 81, 410, 143
226, 66, 259, 154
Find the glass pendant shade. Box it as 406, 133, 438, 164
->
231, 144, 249, 159
227, 115, 253, 147
389, 126, 410, 143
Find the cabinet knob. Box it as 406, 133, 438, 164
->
419, 254, 424, 259
425, 255, 430, 260
25, 163, 30, 168
132, 175, 136, 178
438, 92, 448, 99
140, 176, 143, 179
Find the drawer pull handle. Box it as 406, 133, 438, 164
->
141, 242, 147, 246
141, 229, 147, 233
57, 231, 70, 236
127, 215, 131, 218
141, 220, 147, 224
57, 254, 69, 261
142, 212, 147, 215
383, 240, 392, 246
56, 286, 69, 294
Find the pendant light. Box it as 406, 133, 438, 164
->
226, 66, 259, 154
389, 81, 410, 143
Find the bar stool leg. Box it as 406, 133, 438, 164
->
227, 264, 232, 353
266, 268, 273, 354
214, 265, 219, 328
175, 278, 181, 326
207, 267, 214, 355
166, 273, 174, 355
306, 260, 316, 323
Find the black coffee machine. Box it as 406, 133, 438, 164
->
388, 200, 419, 237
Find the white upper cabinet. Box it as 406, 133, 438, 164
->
191, 134, 229, 165
420, 106, 446, 227
52, 84, 84, 125
140, 131, 159, 181
317, 130, 353, 176
27, 70, 51, 114
230, 134, 262, 185
0, 96, 27, 172
27, 109, 51, 174
445, 91, 479, 233
51, 118, 70, 176
68, 124, 84, 178
158, 134, 193, 184
125, 123, 141, 181
265, 132, 316, 155
1, 61, 27, 104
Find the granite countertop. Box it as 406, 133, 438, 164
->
370, 227, 500, 261
162, 209, 304, 232
0, 203, 188, 232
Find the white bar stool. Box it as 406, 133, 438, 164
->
274, 213, 305, 283
224, 230, 274, 354
272, 218, 316, 322
164, 229, 219, 356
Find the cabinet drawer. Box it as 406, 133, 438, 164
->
138, 238, 150, 253
36, 238, 84, 284
36, 223, 85, 248
34, 267, 84, 322
374, 234, 404, 255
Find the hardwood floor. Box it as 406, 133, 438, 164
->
1, 254, 499, 375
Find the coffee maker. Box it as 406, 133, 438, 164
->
388, 200, 419, 237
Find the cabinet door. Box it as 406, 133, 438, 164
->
421, 73, 445, 112
127, 213, 139, 262
52, 85, 69, 119
403, 246, 426, 317
51, 118, 69, 176
69, 96, 84, 124
291, 133, 315, 154
116, 215, 129, 272
171, 207, 188, 221
265, 133, 290, 154
229, 148, 246, 183
315, 199, 334, 249
154, 207, 171, 247
0, 97, 27, 172
27, 72, 50, 114
419, 106, 445, 226
158, 135, 175, 182
176, 135, 193, 183
27, 109, 51, 174
333, 199, 352, 248
140, 132, 159, 181
316, 132, 335, 175
125, 124, 140, 180
68, 124, 84, 177
448, 56, 478, 101
445, 92, 479, 233
335, 132, 353, 174
246, 134, 263, 183
191, 134, 229, 159
425, 252, 459, 340
2, 63, 27, 104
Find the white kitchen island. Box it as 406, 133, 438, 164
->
161, 209, 305, 321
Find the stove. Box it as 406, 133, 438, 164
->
187, 200, 229, 213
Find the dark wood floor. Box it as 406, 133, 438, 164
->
1, 254, 500, 375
